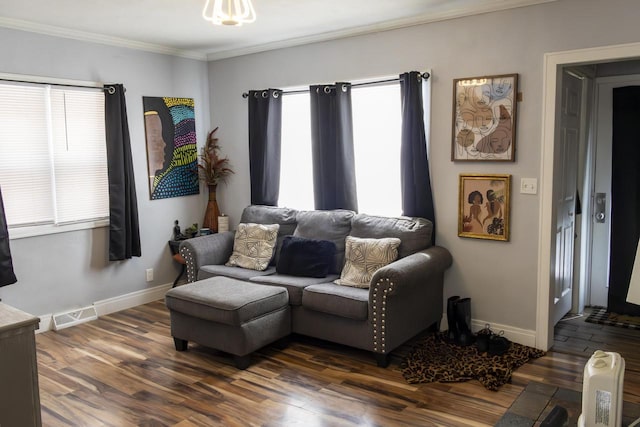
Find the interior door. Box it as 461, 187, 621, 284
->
553, 69, 582, 325
590, 75, 640, 307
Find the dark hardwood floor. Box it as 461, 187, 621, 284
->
552, 309, 640, 403
34, 303, 640, 426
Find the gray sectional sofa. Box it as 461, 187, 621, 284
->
176, 205, 453, 366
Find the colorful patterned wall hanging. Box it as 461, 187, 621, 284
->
143, 97, 199, 199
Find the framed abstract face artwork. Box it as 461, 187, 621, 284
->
458, 174, 511, 241
143, 96, 199, 200
451, 74, 518, 161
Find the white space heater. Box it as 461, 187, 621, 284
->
578, 350, 625, 427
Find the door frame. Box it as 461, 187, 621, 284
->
537, 41, 640, 351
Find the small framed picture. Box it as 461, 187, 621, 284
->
452, 74, 518, 161
458, 174, 511, 241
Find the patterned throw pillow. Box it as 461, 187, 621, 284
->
335, 236, 401, 288
225, 223, 280, 271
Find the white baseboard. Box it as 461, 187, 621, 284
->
36, 283, 172, 333
36, 285, 539, 348
471, 319, 537, 348
440, 315, 537, 348
94, 283, 172, 317
37, 314, 53, 334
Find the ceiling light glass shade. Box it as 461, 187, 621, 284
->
203, 0, 256, 26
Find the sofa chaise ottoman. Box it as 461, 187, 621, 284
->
176, 205, 453, 367
165, 276, 291, 369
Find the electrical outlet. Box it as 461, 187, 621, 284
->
520, 178, 538, 195
146, 268, 153, 282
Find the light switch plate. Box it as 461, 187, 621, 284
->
520, 178, 537, 194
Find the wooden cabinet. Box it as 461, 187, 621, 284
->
0, 303, 42, 427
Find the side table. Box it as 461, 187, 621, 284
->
168, 239, 188, 287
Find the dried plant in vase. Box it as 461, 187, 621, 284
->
197, 127, 234, 232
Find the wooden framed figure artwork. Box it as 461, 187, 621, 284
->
458, 174, 511, 241
452, 74, 518, 161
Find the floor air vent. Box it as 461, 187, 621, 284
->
53, 306, 98, 331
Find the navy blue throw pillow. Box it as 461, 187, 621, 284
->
276, 236, 336, 278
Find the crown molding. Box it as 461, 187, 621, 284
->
205, 0, 557, 60
0, 16, 207, 61
0, 0, 556, 62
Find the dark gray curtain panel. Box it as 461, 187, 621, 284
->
400, 71, 435, 245
248, 89, 282, 206
309, 83, 358, 211
608, 86, 640, 315
104, 84, 141, 261
0, 186, 17, 288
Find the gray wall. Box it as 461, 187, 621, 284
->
208, 0, 640, 332
0, 28, 210, 316
597, 59, 640, 77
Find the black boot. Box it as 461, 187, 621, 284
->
454, 298, 475, 346
446, 296, 460, 342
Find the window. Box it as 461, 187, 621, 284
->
351, 84, 402, 217
279, 81, 404, 216
0, 78, 109, 238
279, 92, 314, 210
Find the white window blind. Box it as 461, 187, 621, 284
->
0, 80, 109, 231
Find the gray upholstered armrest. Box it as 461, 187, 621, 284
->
368, 245, 452, 354
370, 246, 452, 296
179, 231, 235, 282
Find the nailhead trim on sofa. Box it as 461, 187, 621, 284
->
372, 277, 394, 353
181, 246, 196, 283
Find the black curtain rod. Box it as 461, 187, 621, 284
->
0, 78, 115, 94
242, 72, 430, 98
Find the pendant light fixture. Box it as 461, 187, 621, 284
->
203, 0, 256, 26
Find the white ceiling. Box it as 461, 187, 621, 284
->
0, 0, 555, 60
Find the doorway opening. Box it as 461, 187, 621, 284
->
538, 42, 640, 351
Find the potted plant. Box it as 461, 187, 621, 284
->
184, 223, 199, 239
197, 127, 234, 232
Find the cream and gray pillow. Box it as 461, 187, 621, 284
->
226, 223, 280, 271
335, 236, 401, 288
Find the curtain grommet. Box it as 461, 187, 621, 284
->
341, 84, 348, 92
262, 91, 269, 98
324, 86, 332, 94
273, 91, 280, 98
